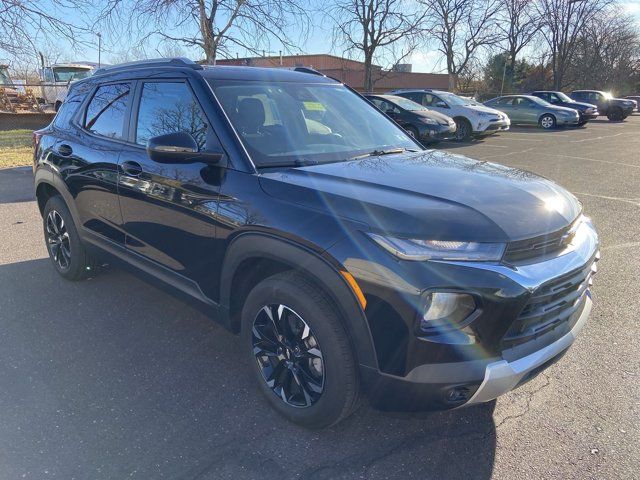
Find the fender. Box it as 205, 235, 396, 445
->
219, 232, 379, 370
34, 166, 82, 230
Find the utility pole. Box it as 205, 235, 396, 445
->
96, 32, 102, 68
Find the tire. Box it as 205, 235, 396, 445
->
454, 118, 472, 141
539, 114, 556, 130
43, 195, 98, 281
607, 107, 623, 121
54, 101, 62, 112
404, 125, 419, 139
241, 271, 360, 428
577, 121, 588, 127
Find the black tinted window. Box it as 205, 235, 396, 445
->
135, 82, 208, 150
84, 83, 130, 139
403, 92, 424, 104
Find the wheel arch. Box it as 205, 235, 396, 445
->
219, 232, 378, 369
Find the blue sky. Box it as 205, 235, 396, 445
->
4, 0, 640, 73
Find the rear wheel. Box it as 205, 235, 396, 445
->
43, 195, 97, 281
454, 118, 472, 141
242, 271, 360, 428
539, 114, 556, 129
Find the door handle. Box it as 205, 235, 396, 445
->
58, 144, 73, 157
121, 160, 143, 176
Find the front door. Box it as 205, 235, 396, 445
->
117, 79, 226, 300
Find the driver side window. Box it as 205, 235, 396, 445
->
135, 82, 208, 150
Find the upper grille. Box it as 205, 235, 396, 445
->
504, 220, 579, 263
502, 255, 598, 350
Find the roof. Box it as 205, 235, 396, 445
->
201, 66, 338, 83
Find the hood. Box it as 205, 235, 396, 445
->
550, 105, 579, 114
414, 109, 454, 125
564, 100, 597, 111
466, 104, 504, 116
259, 150, 581, 242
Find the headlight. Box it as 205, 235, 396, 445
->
477, 111, 493, 118
367, 233, 506, 261
420, 117, 438, 125
420, 292, 477, 332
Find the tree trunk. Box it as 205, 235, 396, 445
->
364, 53, 374, 93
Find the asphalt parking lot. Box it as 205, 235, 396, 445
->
1, 115, 638, 479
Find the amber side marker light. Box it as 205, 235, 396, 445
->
340, 270, 367, 310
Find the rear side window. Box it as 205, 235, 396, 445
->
84, 83, 131, 139
53, 83, 92, 129
135, 82, 208, 150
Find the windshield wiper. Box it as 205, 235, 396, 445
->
348, 147, 418, 161
258, 158, 321, 169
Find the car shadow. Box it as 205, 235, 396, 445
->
0, 258, 497, 480
0, 166, 35, 204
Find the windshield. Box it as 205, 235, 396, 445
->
52, 67, 92, 83
438, 92, 471, 106
209, 80, 418, 167
388, 96, 427, 111
556, 92, 573, 102
529, 96, 552, 106
0, 68, 10, 85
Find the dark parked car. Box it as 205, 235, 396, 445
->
364, 94, 456, 145
569, 90, 635, 121
34, 58, 600, 428
484, 95, 580, 129
530, 91, 598, 126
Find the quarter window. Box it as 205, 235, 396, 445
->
135, 82, 208, 150
84, 83, 131, 139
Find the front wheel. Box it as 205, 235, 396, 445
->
539, 114, 556, 130
607, 107, 623, 121
242, 271, 360, 428
454, 118, 472, 141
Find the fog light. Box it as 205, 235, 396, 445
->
420, 292, 476, 332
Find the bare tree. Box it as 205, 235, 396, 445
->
567, 10, 640, 91
536, 0, 613, 90
330, 0, 427, 93
499, 0, 541, 73
0, 1, 89, 57
420, 0, 502, 90
99, 0, 308, 64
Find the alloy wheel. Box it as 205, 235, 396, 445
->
455, 120, 469, 141
46, 210, 71, 270
252, 304, 325, 408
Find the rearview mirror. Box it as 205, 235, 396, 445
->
147, 132, 223, 164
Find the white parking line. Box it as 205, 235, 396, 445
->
574, 192, 640, 207
570, 132, 637, 143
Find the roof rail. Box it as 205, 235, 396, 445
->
93, 57, 203, 76
292, 66, 324, 76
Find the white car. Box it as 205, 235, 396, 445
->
390, 89, 510, 141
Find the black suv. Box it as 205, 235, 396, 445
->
364, 94, 456, 145
530, 91, 599, 126
34, 58, 600, 428
570, 90, 635, 121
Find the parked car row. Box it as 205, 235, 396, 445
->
364, 87, 637, 144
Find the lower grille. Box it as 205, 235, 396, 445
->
502, 256, 598, 350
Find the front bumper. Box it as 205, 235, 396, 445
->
465, 293, 591, 405
579, 111, 599, 122
329, 216, 599, 412
419, 123, 457, 142
475, 118, 510, 135
557, 115, 580, 126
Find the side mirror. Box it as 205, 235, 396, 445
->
147, 132, 223, 164
434, 101, 448, 108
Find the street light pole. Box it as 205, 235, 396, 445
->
97, 32, 102, 68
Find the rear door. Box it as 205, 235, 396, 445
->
55, 81, 132, 245
117, 79, 225, 300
